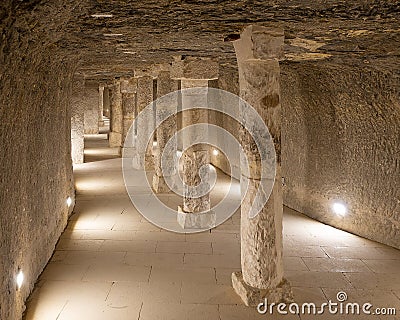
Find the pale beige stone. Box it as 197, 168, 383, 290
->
98, 84, 104, 126
153, 70, 178, 192
171, 56, 219, 80
178, 206, 216, 229
232, 25, 292, 304
232, 271, 293, 307
133, 75, 154, 169
71, 77, 85, 164
109, 80, 123, 147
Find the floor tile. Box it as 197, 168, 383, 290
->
302, 257, 372, 273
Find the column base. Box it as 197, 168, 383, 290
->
152, 175, 174, 193
109, 132, 122, 148
177, 206, 216, 229
231, 271, 293, 307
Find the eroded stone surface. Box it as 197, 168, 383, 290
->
122, 92, 135, 143
171, 56, 219, 80
232, 271, 293, 307
281, 61, 400, 249
1, 1, 399, 319
182, 150, 211, 213
109, 81, 123, 148
71, 77, 85, 164
177, 206, 216, 229
98, 85, 104, 126
133, 75, 154, 170
83, 83, 99, 134
153, 71, 178, 193
233, 26, 290, 297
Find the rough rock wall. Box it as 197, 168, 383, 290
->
281, 60, 400, 249
0, 1, 82, 319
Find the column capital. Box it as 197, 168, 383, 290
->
170, 56, 219, 80
234, 25, 284, 63
135, 63, 170, 79
120, 77, 137, 93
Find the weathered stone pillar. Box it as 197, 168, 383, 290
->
180, 79, 210, 215
231, 26, 292, 306
152, 71, 178, 192
133, 75, 154, 170
121, 78, 137, 157
103, 87, 111, 118
84, 83, 99, 134
109, 80, 123, 148
171, 57, 219, 229
71, 77, 85, 164
98, 84, 104, 126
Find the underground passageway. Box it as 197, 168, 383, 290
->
23, 128, 400, 320
1, 1, 399, 320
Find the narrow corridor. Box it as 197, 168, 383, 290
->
23, 129, 400, 320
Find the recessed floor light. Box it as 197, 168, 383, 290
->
67, 197, 72, 207
16, 270, 24, 290
332, 202, 347, 217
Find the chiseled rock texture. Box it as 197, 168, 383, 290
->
0, 1, 83, 319
281, 60, 400, 249
0, 0, 399, 319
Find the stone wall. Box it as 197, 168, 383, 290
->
210, 59, 400, 249
0, 1, 80, 319
281, 60, 400, 249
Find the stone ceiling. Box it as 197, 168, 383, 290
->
4, 0, 400, 81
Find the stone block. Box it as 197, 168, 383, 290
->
232, 271, 293, 307
171, 56, 219, 80
109, 132, 122, 147
177, 206, 216, 229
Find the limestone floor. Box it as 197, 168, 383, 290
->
23, 132, 400, 320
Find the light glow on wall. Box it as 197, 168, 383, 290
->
213, 149, 219, 156
332, 202, 347, 217
66, 197, 72, 208
16, 270, 24, 290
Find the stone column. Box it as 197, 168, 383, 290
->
152, 71, 178, 193
103, 87, 111, 119
231, 26, 292, 306
133, 75, 154, 170
109, 80, 123, 149
71, 77, 85, 164
180, 79, 211, 216
171, 56, 219, 229
98, 84, 104, 126
121, 78, 137, 157
84, 83, 99, 134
